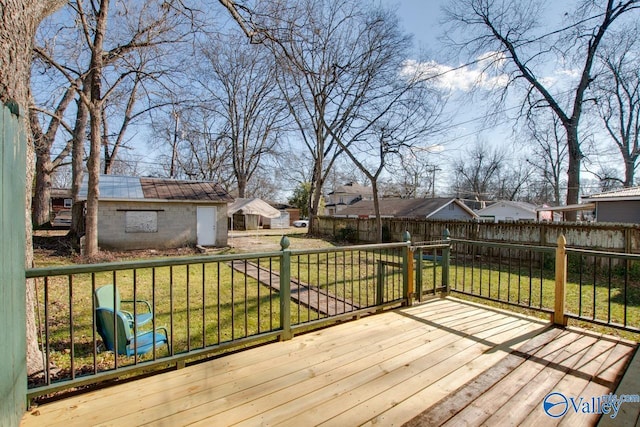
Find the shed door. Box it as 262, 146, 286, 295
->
197, 206, 217, 246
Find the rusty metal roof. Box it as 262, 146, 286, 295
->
78, 175, 233, 203
140, 178, 233, 202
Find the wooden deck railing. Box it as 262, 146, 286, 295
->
441, 233, 640, 333
26, 231, 640, 403
26, 237, 410, 401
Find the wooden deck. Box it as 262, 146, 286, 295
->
22, 297, 638, 427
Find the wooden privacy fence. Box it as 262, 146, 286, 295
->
317, 216, 640, 253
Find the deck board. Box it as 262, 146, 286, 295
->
21, 297, 637, 427
598, 346, 640, 427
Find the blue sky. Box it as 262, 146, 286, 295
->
380, 0, 446, 47
377, 0, 609, 196
378, 0, 514, 186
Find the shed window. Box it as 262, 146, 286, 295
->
63, 198, 72, 208
125, 211, 158, 233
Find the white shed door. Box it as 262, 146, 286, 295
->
197, 206, 217, 246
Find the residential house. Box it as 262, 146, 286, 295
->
335, 197, 478, 220
476, 200, 538, 222
50, 188, 73, 215
78, 175, 233, 250
582, 186, 640, 223
325, 182, 374, 216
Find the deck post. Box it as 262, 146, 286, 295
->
415, 248, 423, 302
553, 235, 568, 326
279, 236, 292, 340
402, 231, 413, 306
442, 229, 450, 295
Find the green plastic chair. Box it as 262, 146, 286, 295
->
94, 284, 153, 329
95, 307, 169, 356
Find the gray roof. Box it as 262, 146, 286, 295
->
78, 175, 233, 203
336, 197, 477, 219
328, 182, 373, 196
50, 188, 72, 199
477, 200, 538, 215
582, 186, 640, 201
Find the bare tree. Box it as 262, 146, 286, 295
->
152, 105, 236, 184
525, 113, 568, 205
219, 0, 438, 237
35, 0, 196, 256
444, 0, 640, 219
492, 159, 534, 201
274, 148, 317, 197
198, 31, 288, 197
327, 74, 445, 241
585, 162, 623, 192
385, 146, 444, 199
28, 85, 76, 226
594, 26, 640, 187
452, 141, 506, 202
244, 163, 285, 201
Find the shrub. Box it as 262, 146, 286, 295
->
338, 226, 358, 243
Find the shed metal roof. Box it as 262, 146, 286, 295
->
78, 175, 233, 203
582, 186, 640, 201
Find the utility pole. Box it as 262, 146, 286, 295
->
427, 165, 441, 198
170, 109, 179, 178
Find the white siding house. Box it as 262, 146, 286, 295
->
325, 182, 374, 216
476, 201, 538, 222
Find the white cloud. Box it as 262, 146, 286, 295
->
401, 51, 586, 96
540, 68, 581, 88
401, 52, 509, 92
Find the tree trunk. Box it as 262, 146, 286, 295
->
103, 141, 112, 174
25, 146, 44, 376
624, 157, 635, 187
84, 0, 110, 258
237, 175, 247, 198
371, 181, 383, 243
309, 175, 324, 235
70, 91, 89, 242
564, 126, 581, 221
85, 105, 101, 256
0, 0, 66, 380
33, 151, 52, 227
